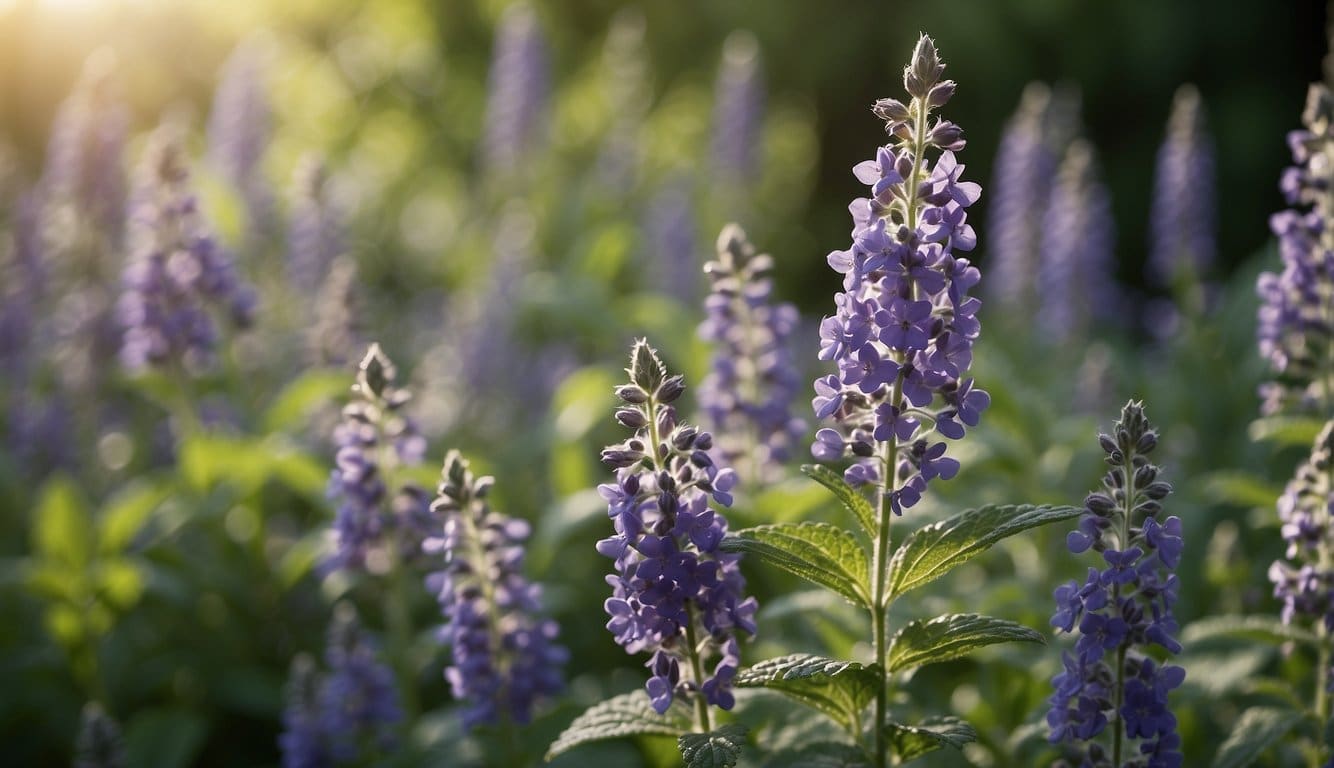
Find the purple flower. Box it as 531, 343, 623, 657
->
423, 450, 567, 729
208, 36, 275, 242
1047, 401, 1184, 767
1270, 421, 1334, 635
710, 31, 764, 183
287, 154, 346, 297
279, 655, 330, 768
482, 2, 549, 177
1148, 85, 1215, 289
319, 609, 401, 763
600, 340, 757, 714
325, 344, 429, 574
810, 35, 987, 511
646, 175, 700, 305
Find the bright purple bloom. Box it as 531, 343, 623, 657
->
810, 36, 987, 512
423, 450, 567, 729
1047, 402, 1184, 767
599, 340, 757, 713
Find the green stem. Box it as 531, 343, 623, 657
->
384, 544, 420, 722
1112, 442, 1138, 765
684, 605, 714, 733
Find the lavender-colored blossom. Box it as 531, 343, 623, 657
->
595, 9, 649, 194
697, 223, 804, 484
307, 256, 363, 368
1047, 401, 1184, 768
986, 83, 1057, 312
423, 450, 567, 729
0, 193, 43, 384
811, 35, 988, 509
710, 31, 765, 183
74, 702, 125, 768
208, 36, 275, 240
279, 654, 331, 768
117, 125, 256, 373
1269, 421, 1334, 633
482, 2, 550, 177
1036, 140, 1118, 345
288, 155, 346, 297
646, 175, 700, 304
326, 344, 429, 574
319, 608, 402, 763
1148, 84, 1215, 288
599, 340, 757, 713
1257, 84, 1334, 416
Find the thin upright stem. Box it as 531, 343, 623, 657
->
1112, 448, 1138, 766
684, 605, 714, 733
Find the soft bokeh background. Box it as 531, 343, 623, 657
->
0, 0, 1329, 766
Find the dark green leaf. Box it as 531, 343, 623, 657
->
763, 742, 871, 767
884, 716, 976, 763
124, 709, 208, 768
733, 654, 879, 734
545, 692, 691, 761
887, 613, 1044, 673
1211, 706, 1303, 768
801, 464, 876, 539
721, 523, 870, 607
887, 504, 1081, 601
1182, 615, 1320, 647
678, 723, 747, 768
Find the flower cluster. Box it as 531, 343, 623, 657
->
1268, 421, 1334, 633
1257, 84, 1334, 416
1148, 84, 1215, 289
1036, 139, 1117, 345
710, 31, 764, 183
811, 34, 988, 511
423, 450, 567, 729
698, 223, 804, 485
116, 125, 256, 372
646, 175, 700, 305
287, 155, 346, 297
208, 35, 274, 240
597, 340, 757, 713
307, 256, 362, 368
482, 2, 549, 177
1047, 401, 1185, 768
326, 344, 429, 574
279, 609, 402, 768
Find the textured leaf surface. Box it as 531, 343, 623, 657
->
763, 742, 871, 767
1211, 706, 1303, 768
884, 716, 977, 763
887, 613, 1044, 673
545, 692, 691, 761
1182, 615, 1320, 647
887, 504, 1081, 601
802, 464, 876, 539
679, 723, 747, 768
721, 523, 870, 606
734, 654, 880, 733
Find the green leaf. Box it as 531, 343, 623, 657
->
98, 479, 171, 553
1248, 415, 1324, 447
1200, 471, 1282, 509
261, 369, 349, 433
1182, 615, 1320, 647
1211, 706, 1304, 768
678, 723, 747, 768
884, 716, 977, 763
124, 709, 208, 768
32, 474, 95, 568
721, 523, 870, 607
763, 742, 871, 767
733, 654, 879, 734
887, 613, 1044, 673
801, 464, 875, 539
545, 692, 691, 761
887, 504, 1081, 601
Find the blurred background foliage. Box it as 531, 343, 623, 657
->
0, 0, 1329, 766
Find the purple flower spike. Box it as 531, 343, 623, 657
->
1269, 423, 1334, 639
810, 35, 987, 513
1047, 401, 1184, 767
1148, 85, 1215, 289
482, 2, 550, 178
600, 340, 757, 714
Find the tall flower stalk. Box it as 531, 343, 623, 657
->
811, 35, 986, 768
1047, 401, 1184, 768
1148, 84, 1216, 295
598, 339, 756, 730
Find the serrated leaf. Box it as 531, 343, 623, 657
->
801, 464, 876, 539
763, 742, 871, 767
887, 613, 1044, 673
887, 504, 1081, 601
1182, 615, 1320, 647
733, 654, 879, 734
721, 523, 870, 607
1211, 706, 1303, 768
679, 723, 747, 768
545, 692, 691, 761
884, 716, 976, 763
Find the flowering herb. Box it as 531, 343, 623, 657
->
482, 2, 549, 178
1047, 401, 1184, 768
646, 175, 700, 305
698, 223, 804, 486
319, 608, 403, 764
278, 654, 329, 768
287, 154, 345, 298
207, 36, 274, 240
307, 256, 362, 368
597, 339, 756, 726
1148, 84, 1216, 291
1258, 84, 1334, 417
710, 31, 765, 184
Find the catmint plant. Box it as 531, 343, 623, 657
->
596, 339, 756, 726
1046, 401, 1184, 768
697, 223, 804, 486
595, 8, 649, 195
279, 654, 329, 768
287, 154, 345, 298
1258, 84, 1334, 417
208, 36, 275, 241
710, 31, 765, 184
481, 2, 549, 178
423, 450, 567, 730
307, 256, 362, 368
646, 175, 700, 305
1148, 84, 1215, 292
118, 123, 256, 375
